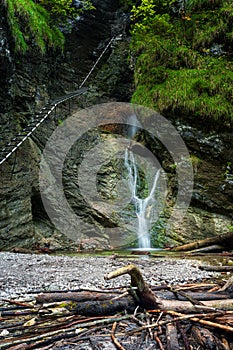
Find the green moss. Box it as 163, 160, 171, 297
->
132, 65, 233, 123
150, 218, 169, 248
5, 0, 64, 53
4, 0, 94, 54
129, 0, 233, 127
66, 301, 78, 310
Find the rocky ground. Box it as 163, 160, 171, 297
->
1, 252, 228, 350
0, 252, 220, 300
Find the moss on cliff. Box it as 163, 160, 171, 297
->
127, 0, 233, 127
4, 0, 64, 53
3, 0, 94, 53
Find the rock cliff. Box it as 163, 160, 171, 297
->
0, 0, 131, 250
0, 1, 232, 251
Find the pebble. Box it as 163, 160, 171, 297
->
0, 252, 219, 300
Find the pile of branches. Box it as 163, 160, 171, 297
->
1, 264, 233, 349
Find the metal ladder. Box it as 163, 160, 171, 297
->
0, 87, 88, 166
0, 36, 116, 166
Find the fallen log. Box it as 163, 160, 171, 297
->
199, 265, 233, 272
38, 296, 137, 317
188, 245, 224, 254
105, 265, 233, 313
191, 325, 227, 350
171, 232, 233, 252
155, 290, 230, 301
35, 282, 229, 307
166, 316, 179, 350
36, 291, 118, 304
158, 298, 233, 313
36, 296, 233, 317
70, 296, 137, 316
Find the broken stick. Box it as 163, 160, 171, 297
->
105, 264, 163, 310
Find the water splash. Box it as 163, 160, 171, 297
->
124, 148, 161, 249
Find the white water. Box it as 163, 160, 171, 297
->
127, 114, 141, 139
124, 148, 161, 249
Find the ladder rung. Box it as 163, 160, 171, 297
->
3, 142, 18, 148
0, 147, 17, 157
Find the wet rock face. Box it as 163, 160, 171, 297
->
164, 124, 233, 245
0, 7, 39, 247
0, 140, 38, 250
178, 125, 233, 216
0, 1, 132, 250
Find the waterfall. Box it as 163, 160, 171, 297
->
124, 148, 161, 249
127, 114, 141, 139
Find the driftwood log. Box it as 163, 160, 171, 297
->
35, 264, 233, 316
105, 264, 163, 310
36, 291, 119, 303
199, 265, 233, 272
171, 231, 233, 252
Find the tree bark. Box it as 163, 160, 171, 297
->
36, 291, 118, 304
166, 316, 180, 350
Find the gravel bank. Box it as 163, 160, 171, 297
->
0, 252, 219, 300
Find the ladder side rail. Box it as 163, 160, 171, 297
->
0, 88, 88, 165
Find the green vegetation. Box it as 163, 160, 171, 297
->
150, 218, 168, 248
124, 0, 233, 126
38, 0, 94, 23
4, 0, 94, 53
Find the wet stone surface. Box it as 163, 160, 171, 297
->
0, 252, 219, 299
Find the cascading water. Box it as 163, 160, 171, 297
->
124, 147, 161, 249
